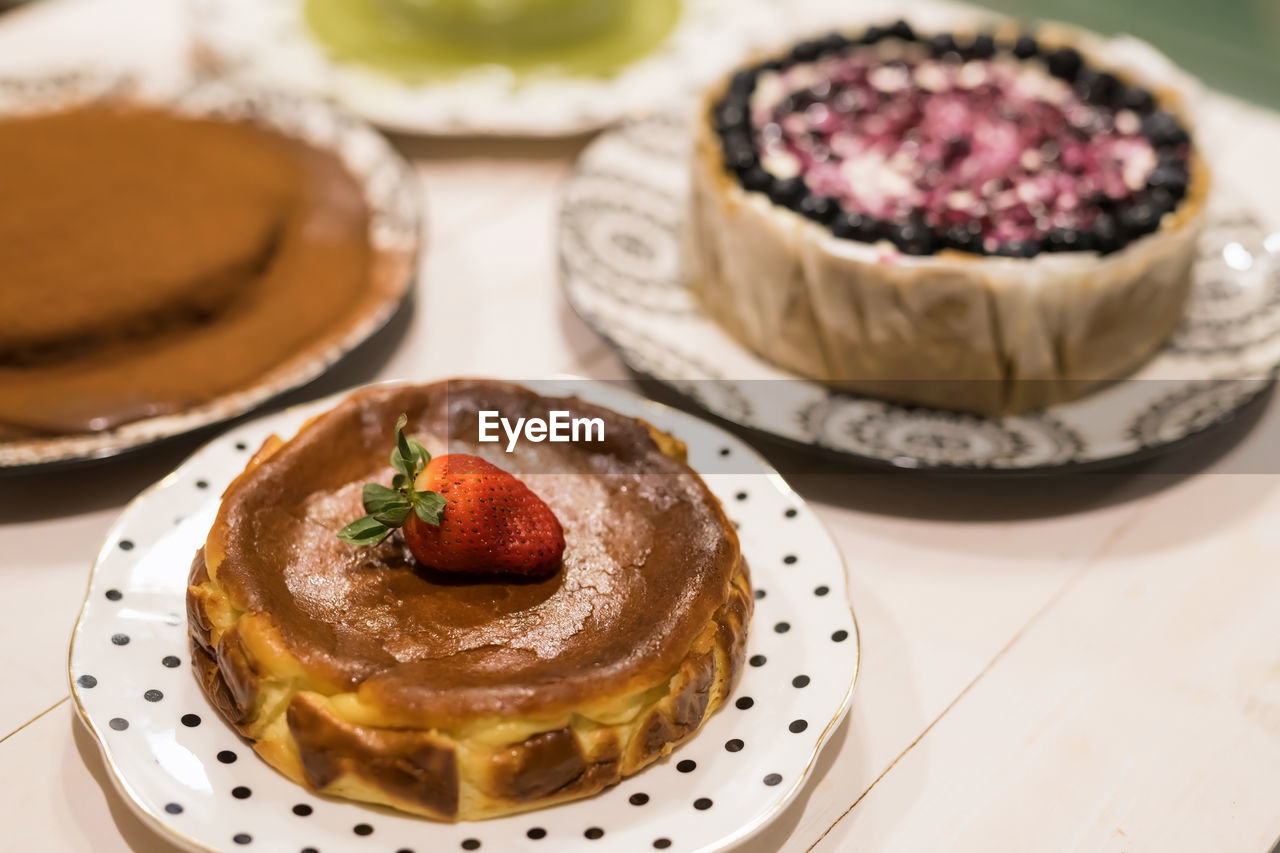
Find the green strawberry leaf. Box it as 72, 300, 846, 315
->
412, 490, 446, 526
339, 413, 446, 548
362, 482, 403, 514
337, 515, 393, 545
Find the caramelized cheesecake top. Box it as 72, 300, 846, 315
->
0, 105, 374, 439
202, 380, 742, 725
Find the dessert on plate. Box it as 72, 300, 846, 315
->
0, 97, 413, 449
689, 19, 1209, 414
187, 379, 751, 820
303, 0, 680, 79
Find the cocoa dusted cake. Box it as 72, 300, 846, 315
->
689, 20, 1209, 414
187, 379, 750, 820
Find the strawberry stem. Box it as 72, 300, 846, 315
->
337, 414, 445, 545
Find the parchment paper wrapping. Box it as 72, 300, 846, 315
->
686, 25, 1210, 416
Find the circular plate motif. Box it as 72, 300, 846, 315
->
560, 112, 1280, 472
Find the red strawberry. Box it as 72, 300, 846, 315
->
403, 454, 564, 576
337, 414, 564, 578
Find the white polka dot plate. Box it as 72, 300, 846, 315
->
68, 379, 859, 853
559, 111, 1280, 472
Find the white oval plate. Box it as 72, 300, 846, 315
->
0, 74, 422, 470
559, 112, 1280, 472
189, 0, 780, 137
68, 379, 859, 853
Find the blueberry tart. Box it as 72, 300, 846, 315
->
689, 20, 1208, 414
187, 379, 750, 820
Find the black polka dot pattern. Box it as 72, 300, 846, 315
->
111, 633, 129, 646
629, 792, 649, 806
735, 491, 748, 501
784, 508, 798, 518
764, 773, 783, 786
144, 689, 163, 702
235, 441, 247, 451
461, 840, 480, 850
754, 588, 765, 600
735, 696, 754, 710
118, 540, 134, 551
164, 803, 182, 815
109, 717, 128, 731
792, 675, 810, 688
814, 585, 829, 597
584, 828, 604, 840
694, 797, 713, 810
104, 589, 122, 601
832, 629, 849, 643
653, 840, 672, 850
783, 554, 797, 565
293, 804, 312, 816
789, 719, 809, 733
749, 654, 766, 667
196, 480, 209, 489
231, 786, 251, 800
676, 759, 696, 773
354, 823, 373, 836
181, 714, 201, 727
232, 833, 251, 845
774, 621, 791, 633
527, 828, 546, 840
77, 675, 96, 688
725, 738, 744, 752
217, 750, 237, 764
162, 655, 181, 668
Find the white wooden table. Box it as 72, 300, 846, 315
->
2, 1, 1280, 850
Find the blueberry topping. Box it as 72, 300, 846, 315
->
1092, 213, 1122, 254
861, 25, 887, 44
1045, 227, 1093, 252
929, 33, 958, 57
1012, 35, 1039, 59
1046, 47, 1083, 81
1142, 111, 1190, 148
728, 69, 758, 96
832, 211, 881, 243
722, 139, 758, 173
890, 220, 938, 255
819, 32, 850, 55
1119, 200, 1161, 237
944, 222, 984, 254
713, 100, 748, 133
966, 34, 996, 60
1147, 164, 1189, 199
768, 176, 807, 206
740, 166, 773, 193
888, 19, 916, 41
719, 23, 1190, 257
1074, 69, 1120, 106
798, 194, 840, 224
993, 239, 1043, 258
790, 40, 823, 63
1119, 85, 1156, 114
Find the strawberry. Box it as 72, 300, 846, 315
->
337, 414, 565, 578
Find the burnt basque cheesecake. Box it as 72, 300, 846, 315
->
187, 379, 750, 820
690, 20, 1209, 414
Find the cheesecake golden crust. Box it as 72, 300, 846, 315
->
187, 379, 749, 819
688, 22, 1210, 415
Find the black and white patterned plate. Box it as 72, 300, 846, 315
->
68, 380, 859, 853
559, 112, 1280, 472
0, 74, 422, 469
